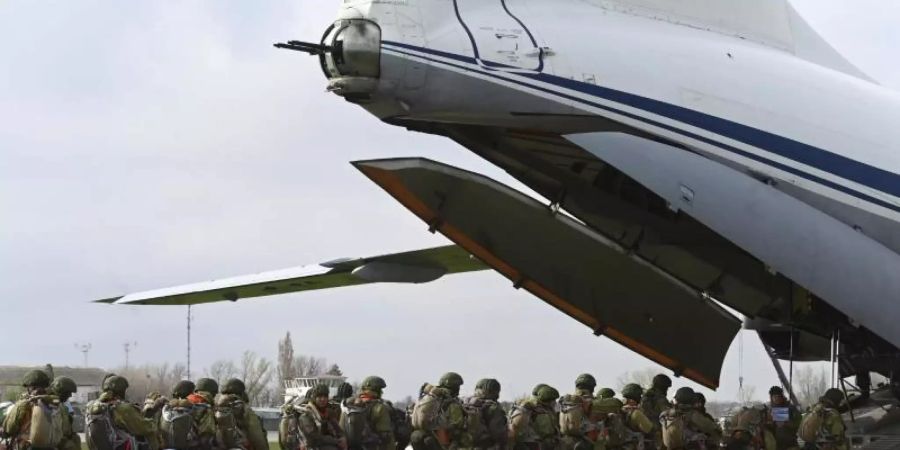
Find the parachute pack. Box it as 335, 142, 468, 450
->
19, 396, 65, 449
342, 399, 382, 449
463, 397, 496, 445
389, 405, 412, 449
215, 394, 249, 450
160, 400, 197, 450
85, 400, 135, 450
411, 385, 459, 447
558, 395, 590, 437
798, 408, 826, 443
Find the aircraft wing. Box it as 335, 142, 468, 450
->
95, 245, 487, 306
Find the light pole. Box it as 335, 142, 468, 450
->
74, 343, 92, 368
123, 341, 138, 369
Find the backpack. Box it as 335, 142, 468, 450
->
160, 400, 197, 450
463, 397, 495, 445
215, 395, 249, 450
389, 405, 412, 449
342, 399, 381, 449
798, 408, 826, 443
411, 386, 458, 447
279, 403, 302, 450
19, 396, 64, 449
558, 395, 590, 437
85, 400, 135, 450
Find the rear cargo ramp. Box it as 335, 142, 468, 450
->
354, 158, 740, 388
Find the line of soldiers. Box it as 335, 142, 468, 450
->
0, 369, 849, 450
277, 372, 849, 450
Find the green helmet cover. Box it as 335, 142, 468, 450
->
598, 388, 616, 399
221, 378, 246, 396
439, 372, 464, 389
532, 384, 549, 396
822, 388, 844, 406
196, 378, 219, 395
674, 387, 695, 404
652, 374, 672, 389
102, 376, 130, 397
172, 380, 196, 399
22, 370, 51, 389
695, 392, 706, 405
622, 383, 643, 401
475, 378, 501, 399
361, 376, 387, 393
536, 385, 560, 403
575, 374, 597, 390
51, 377, 78, 397
311, 384, 330, 398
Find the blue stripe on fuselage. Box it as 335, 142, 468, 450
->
381, 41, 900, 214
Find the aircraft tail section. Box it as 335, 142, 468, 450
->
601, 0, 872, 82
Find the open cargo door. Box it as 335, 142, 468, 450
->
354, 158, 740, 388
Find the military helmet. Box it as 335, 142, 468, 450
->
196, 378, 219, 395
674, 387, 695, 404
575, 373, 597, 390
221, 378, 246, 396
598, 388, 616, 399
22, 370, 51, 389
652, 374, 673, 389
695, 392, 707, 405
172, 380, 196, 399
536, 385, 560, 403
622, 383, 643, 401
475, 378, 502, 399
337, 382, 353, 399
439, 372, 464, 389
822, 388, 844, 406
102, 375, 129, 397
51, 376, 78, 396
361, 376, 387, 392
532, 383, 549, 396
311, 384, 330, 398
769, 386, 784, 396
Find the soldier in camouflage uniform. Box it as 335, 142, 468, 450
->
295, 384, 346, 450
51, 376, 82, 450
659, 388, 719, 450
640, 375, 672, 450
559, 374, 596, 450
621, 384, 654, 450
464, 378, 508, 450
341, 376, 396, 450
87, 375, 161, 450
597, 390, 615, 401
509, 384, 560, 450
187, 378, 218, 450
801, 389, 846, 450
411, 372, 469, 450
1, 370, 60, 450
764, 387, 799, 450
217, 378, 269, 450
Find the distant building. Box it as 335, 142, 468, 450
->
0, 365, 106, 404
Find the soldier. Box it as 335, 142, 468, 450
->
464, 378, 508, 450
559, 374, 596, 450
799, 389, 846, 450
341, 376, 395, 450
51, 376, 82, 450
188, 378, 218, 450
85, 375, 161, 450
640, 375, 672, 450
216, 378, 269, 450
155, 380, 201, 450
659, 387, 719, 450
764, 387, 800, 450
727, 405, 773, 450
692, 394, 714, 423
296, 384, 347, 450
2, 369, 62, 450
508, 384, 560, 450
335, 383, 354, 404
621, 384, 654, 450
411, 372, 468, 450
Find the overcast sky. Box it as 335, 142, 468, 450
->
1, 0, 897, 402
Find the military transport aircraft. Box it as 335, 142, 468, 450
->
98, 0, 900, 395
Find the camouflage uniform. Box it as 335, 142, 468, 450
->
659, 388, 718, 450
621, 384, 653, 450
296, 385, 346, 450
411, 373, 469, 450
88, 376, 161, 450
803, 390, 846, 450
640, 376, 672, 450
50, 377, 81, 450
465, 379, 508, 450
217, 378, 269, 450
509, 385, 560, 450
763, 388, 800, 450
728, 406, 775, 450
341, 376, 396, 450
560, 374, 596, 450
2, 370, 62, 450
187, 379, 219, 450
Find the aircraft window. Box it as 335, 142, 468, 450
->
330, 20, 381, 78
